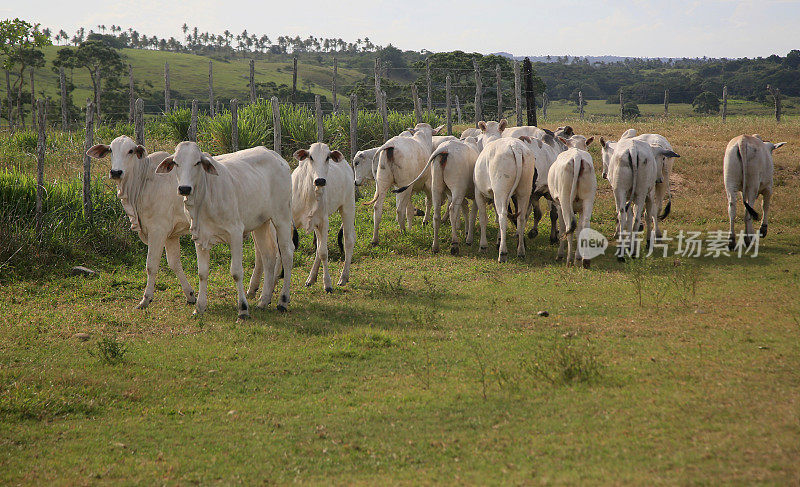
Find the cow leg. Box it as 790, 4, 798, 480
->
760, 189, 771, 238
247, 234, 263, 299
318, 220, 333, 292
252, 224, 277, 309
727, 191, 737, 250
431, 189, 443, 253
549, 201, 559, 244
307, 225, 322, 287
466, 199, 477, 246
194, 244, 210, 317
371, 192, 386, 246
395, 190, 412, 233
645, 194, 659, 251
165, 236, 196, 304
554, 204, 566, 262
137, 235, 166, 309
631, 195, 648, 258
449, 192, 466, 255
515, 192, 530, 259
421, 190, 432, 226
653, 181, 667, 238
578, 200, 594, 268
493, 193, 510, 263
528, 196, 541, 239
338, 207, 356, 286
743, 188, 756, 244
228, 232, 250, 319
476, 189, 489, 252
273, 219, 293, 311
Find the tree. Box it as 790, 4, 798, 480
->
53, 39, 124, 121
622, 102, 640, 120
0, 18, 51, 126
692, 91, 720, 114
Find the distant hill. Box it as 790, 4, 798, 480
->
493, 52, 675, 64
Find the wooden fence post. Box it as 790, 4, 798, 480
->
230, 99, 238, 151
271, 96, 281, 155
426, 57, 432, 111
349, 93, 358, 161
542, 93, 548, 121
30, 68, 36, 127
209, 60, 214, 116
315, 94, 323, 142
411, 84, 421, 123
523, 57, 536, 127
189, 99, 198, 142
446, 74, 452, 135
473, 59, 482, 127
173, 100, 177, 112
291, 56, 298, 104
164, 62, 171, 113
619, 92, 624, 120
374, 58, 381, 109
767, 85, 781, 122
381, 91, 389, 142
36, 98, 47, 233
128, 64, 134, 123
249, 59, 256, 103
579, 91, 584, 119
495, 64, 502, 120
514, 61, 522, 126
332, 57, 338, 114
82, 98, 93, 224
664, 89, 669, 117
135, 98, 144, 146
455, 95, 462, 124
722, 85, 728, 122
4, 70, 12, 131
59, 67, 68, 130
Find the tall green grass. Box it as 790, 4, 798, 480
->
0, 171, 138, 278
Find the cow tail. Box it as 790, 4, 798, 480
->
393, 148, 442, 194
363, 146, 394, 206
337, 226, 344, 254
565, 153, 581, 235
738, 139, 760, 220
625, 151, 638, 212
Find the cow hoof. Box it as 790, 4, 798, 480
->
415, 208, 425, 217
479, 246, 488, 253
517, 252, 525, 259
135, 298, 152, 310
498, 252, 508, 263
450, 245, 459, 256
305, 280, 315, 287
186, 291, 197, 304
192, 308, 205, 318
656, 177, 663, 184
528, 228, 538, 239
237, 313, 251, 321
256, 302, 270, 311
744, 235, 753, 246
760, 224, 768, 238
325, 287, 333, 293
582, 259, 591, 269
617, 256, 626, 263
728, 237, 736, 251
277, 304, 288, 313
422, 220, 429, 226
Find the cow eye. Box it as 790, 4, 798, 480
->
128, 149, 133, 154
308, 155, 313, 162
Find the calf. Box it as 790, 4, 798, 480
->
395, 138, 480, 254
156, 142, 293, 319
291, 143, 356, 291
474, 137, 536, 262
723, 134, 786, 247
548, 148, 597, 267
87, 136, 195, 309
364, 123, 437, 245
600, 137, 661, 258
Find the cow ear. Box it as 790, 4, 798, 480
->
558, 136, 568, 146
200, 154, 218, 175
86, 144, 111, 158
563, 125, 574, 137
518, 135, 531, 144
155, 155, 175, 173
585, 136, 594, 146
293, 149, 309, 161
499, 119, 507, 132
134, 145, 146, 158
600, 137, 607, 148
330, 150, 344, 162
478, 121, 487, 132
432, 124, 445, 135
773, 142, 787, 150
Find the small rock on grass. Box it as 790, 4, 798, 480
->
537, 311, 549, 317
73, 332, 91, 341
71, 266, 96, 277
694, 309, 706, 314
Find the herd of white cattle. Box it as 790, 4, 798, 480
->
87, 121, 786, 319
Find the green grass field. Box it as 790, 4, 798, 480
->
1, 116, 799, 484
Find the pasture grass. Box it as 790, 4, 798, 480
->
1, 117, 799, 484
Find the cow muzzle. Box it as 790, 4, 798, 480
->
178, 185, 192, 196
314, 178, 327, 187
109, 169, 123, 179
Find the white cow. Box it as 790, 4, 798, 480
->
460, 127, 481, 140
394, 138, 480, 254
474, 137, 536, 262
87, 136, 196, 309
353, 147, 380, 186
723, 134, 786, 247
155, 142, 294, 319
620, 129, 680, 226
548, 148, 597, 267
600, 137, 661, 259
364, 123, 438, 245
291, 143, 356, 291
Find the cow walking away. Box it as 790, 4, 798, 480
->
548, 147, 597, 267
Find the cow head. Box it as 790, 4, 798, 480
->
477, 119, 507, 149
353, 149, 376, 186
755, 135, 787, 152
555, 126, 574, 138
86, 135, 146, 181
599, 137, 616, 179
559, 135, 594, 150
155, 141, 218, 197
294, 142, 343, 190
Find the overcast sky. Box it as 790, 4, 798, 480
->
4, 0, 798, 58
